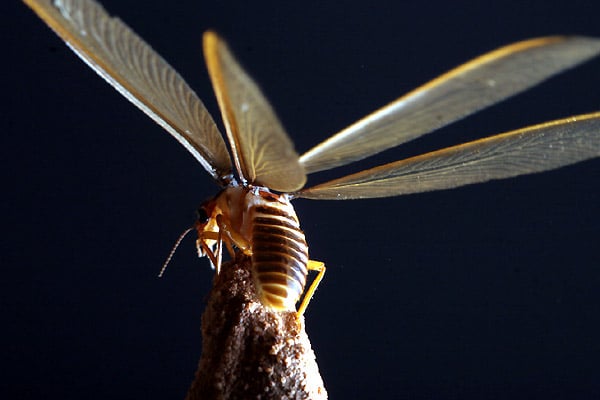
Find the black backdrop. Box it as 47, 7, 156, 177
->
5, 0, 600, 398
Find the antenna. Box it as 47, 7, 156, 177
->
158, 227, 194, 277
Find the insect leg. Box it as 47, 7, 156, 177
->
297, 260, 326, 316
215, 214, 252, 255
196, 231, 222, 272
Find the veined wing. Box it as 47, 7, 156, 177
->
296, 112, 600, 200
300, 36, 600, 174
202, 31, 306, 192
23, 0, 232, 180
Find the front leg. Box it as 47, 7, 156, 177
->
196, 230, 223, 273
197, 214, 252, 275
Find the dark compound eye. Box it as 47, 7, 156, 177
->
196, 206, 209, 223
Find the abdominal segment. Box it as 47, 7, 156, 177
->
251, 204, 309, 311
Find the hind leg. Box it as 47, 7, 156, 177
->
297, 260, 326, 316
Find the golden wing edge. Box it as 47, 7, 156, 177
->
203, 30, 306, 192
299, 35, 600, 175
202, 31, 246, 182
295, 112, 600, 200
23, 0, 232, 181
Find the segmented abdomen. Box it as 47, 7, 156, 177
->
251, 200, 308, 311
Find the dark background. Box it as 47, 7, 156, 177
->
4, 0, 600, 398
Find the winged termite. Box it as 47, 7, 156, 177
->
23, 0, 600, 316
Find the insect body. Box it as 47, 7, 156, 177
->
195, 185, 324, 313
24, 0, 600, 315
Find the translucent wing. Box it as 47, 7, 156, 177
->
202, 31, 306, 192
296, 112, 600, 200
23, 0, 232, 180
300, 36, 600, 174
